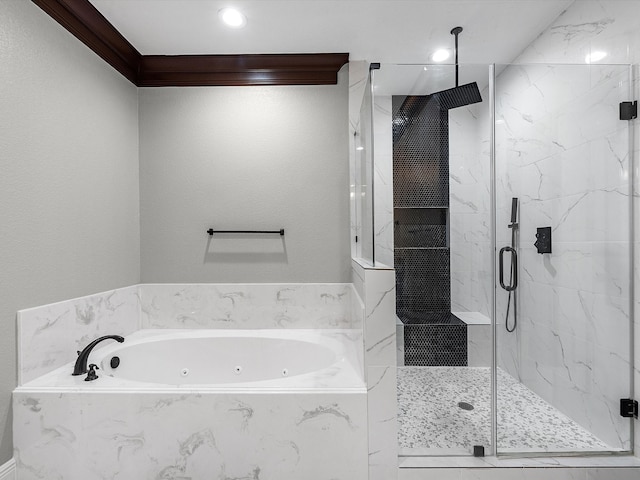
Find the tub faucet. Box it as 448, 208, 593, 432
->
72, 335, 124, 376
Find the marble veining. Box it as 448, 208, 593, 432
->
398, 367, 614, 455
139, 283, 359, 330
17, 285, 140, 385
14, 391, 367, 480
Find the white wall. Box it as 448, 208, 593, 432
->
0, 0, 140, 464
139, 75, 350, 283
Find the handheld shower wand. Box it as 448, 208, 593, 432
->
500, 198, 519, 333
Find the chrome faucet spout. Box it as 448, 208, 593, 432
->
72, 335, 124, 376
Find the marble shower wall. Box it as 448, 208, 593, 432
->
494, 0, 638, 451
449, 100, 492, 319
17, 286, 140, 385
373, 95, 394, 267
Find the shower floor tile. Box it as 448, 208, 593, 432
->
397, 367, 612, 455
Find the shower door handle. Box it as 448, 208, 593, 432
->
499, 246, 518, 291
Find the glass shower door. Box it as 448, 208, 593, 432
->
373, 63, 494, 457
494, 63, 634, 455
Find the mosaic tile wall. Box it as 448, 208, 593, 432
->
392, 95, 467, 366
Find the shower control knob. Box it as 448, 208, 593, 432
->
534, 227, 552, 254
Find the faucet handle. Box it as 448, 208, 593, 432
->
85, 364, 99, 382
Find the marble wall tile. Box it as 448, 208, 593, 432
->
467, 325, 491, 367
449, 98, 492, 323
139, 283, 359, 330
362, 268, 396, 367
14, 390, 368, 480
373, 95, 394, 267
494, 19, 635, 452
368, 366, 398, 480
352, 261, 398, 479
17, 285, 140, 385
516, 1, 640, 65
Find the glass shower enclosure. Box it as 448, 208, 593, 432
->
357, 61, 634, 457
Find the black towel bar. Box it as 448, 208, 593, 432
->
207, 228, 284, 236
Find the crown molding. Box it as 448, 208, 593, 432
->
31, 0, 349, 86
138, 54, 349, 87
31, 0, 141, 83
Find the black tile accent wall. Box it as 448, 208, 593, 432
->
395, 248, 450, 314
393, 94, 467, 367
404, 323, 468, 366
393, 97, 449, 208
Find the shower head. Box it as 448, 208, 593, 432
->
430, 26, 482, 110
432, 82, 482, 110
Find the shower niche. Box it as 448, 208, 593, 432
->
392, 95, 467, 367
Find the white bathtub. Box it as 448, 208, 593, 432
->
20, 328, 365, 392
15, 328, 368, 479
92, 329, 363, 389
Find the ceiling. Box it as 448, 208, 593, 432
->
88, 0, 574, 64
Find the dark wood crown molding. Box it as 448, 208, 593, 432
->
31, 0, 349, 86
31, 0, 141, 83
138, 54, 349, 87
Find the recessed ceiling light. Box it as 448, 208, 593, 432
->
218, 7, 247, 28
585, 50, 607, 63
431, 49, 450, 62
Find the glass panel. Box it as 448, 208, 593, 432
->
356, 71, 375, 265
373, 63, 493, 457
495, 63, 633, 455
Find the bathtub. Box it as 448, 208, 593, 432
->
14, 329, 368, 479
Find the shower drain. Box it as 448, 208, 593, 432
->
458, 402, 474, 411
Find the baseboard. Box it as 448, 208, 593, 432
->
0, 458, 16, 480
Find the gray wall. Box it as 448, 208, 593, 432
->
0, 1, 140, 463
139, 78, 350, 283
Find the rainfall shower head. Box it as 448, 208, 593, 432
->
431, 26, 482, 110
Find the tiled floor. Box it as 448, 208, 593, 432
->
398, 367, 612, 455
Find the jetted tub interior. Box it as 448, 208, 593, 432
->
96, 330, 349, 386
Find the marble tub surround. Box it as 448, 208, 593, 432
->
15, 283, 369, 479
17, 285, 139, 385
139, 283, 361, 329
352, 259, 398, 480
17, 283, 363, 386
14, 390, 367, 480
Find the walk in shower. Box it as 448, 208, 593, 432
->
354, 61, 635, 457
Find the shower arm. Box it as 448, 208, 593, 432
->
451, 26, 463, 87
